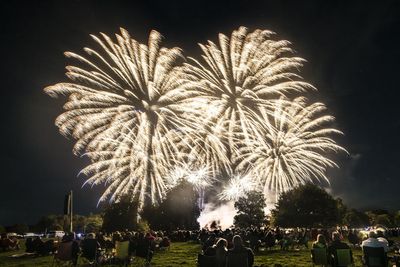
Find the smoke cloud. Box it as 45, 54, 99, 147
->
197, 201, 237, 230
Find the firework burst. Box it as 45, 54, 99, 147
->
183, 26, 315, 168
237, 97, 346, 196
45, 28, 199, 206
219, 174, 257, 201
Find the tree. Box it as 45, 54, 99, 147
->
141, 181, 200, 230
343, 209, 370, 228
271, 183, 339, 228
365, 209, 392, 226
85, 213, 103, 233
234, 191, 266, 228
34, 215, 65, 232
102, 197, 139, 232
336, 198, 348, 224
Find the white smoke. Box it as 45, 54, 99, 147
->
197, 201, 237, 230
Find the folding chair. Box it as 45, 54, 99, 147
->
311, 248, 328, 266
333, 248, 353, 267
226, 252, 248, 267
113, 240, 131, 266
362, 246, 388, 267
134, 243, 152, 267
197, 253, 216, 267
81, 239, 100, 266
52, 241, 74, 266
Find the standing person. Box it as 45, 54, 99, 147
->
214, 238, 228, 267
227, 235, 254, 267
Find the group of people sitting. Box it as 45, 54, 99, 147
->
200, 234, 254, 267
311, 229, 399, 266
196, 226, 400, 267
23, 230, 171, 266
312, 231, 354, 266
0, 233, 20, 251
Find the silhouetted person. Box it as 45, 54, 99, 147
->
227, 235, 254, 267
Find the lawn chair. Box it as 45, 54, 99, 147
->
81, 239, 100, 266
52, 241, 74, 266
197, 253, 216, 267
332, 248, 353, 267
226, 252, 248, 267
112, 240, 131, 266
311, 247, 328, 266
362, 246, 388, 267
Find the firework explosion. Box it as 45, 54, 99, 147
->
219, 174, 257, 201
236, 97, 346, 197
45, 27, 345, 207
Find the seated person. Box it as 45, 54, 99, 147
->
1, 234, 20, 251
32, 236, 45, 254
159, 236, 170, 250
328, 232, 353, 265
136, 233, 153, 262
81, 233, 101, 262
227, 235, 254, 267
347, 230, 360, 247
25, 237, 35, 253
312, 234, 327, 249
362, 231, 388, 252
60, 232, 80, 266
376, 230, 390, 249
265, 231, 276, 250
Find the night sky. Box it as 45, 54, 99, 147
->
1, 0, 400, 226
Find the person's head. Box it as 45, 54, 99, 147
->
232, 235, 243, 248
316, 234, 326, 244
87, 233, 95, 239
332, 232, 341, 242
368, 231, 377, 238
376, 230, 384, 238
64, 232, 75, 242
216, 238, 227, 249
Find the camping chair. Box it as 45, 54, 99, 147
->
81, 239, 100, 266
197, 253, 217, 267
311, 248, 328, 266
134, 242, 152, 267
226, 252, 248, 267
112, 240, 131, 266
52, 241, 74, 266
362, 246, 388, 267
332, 248, 353, 267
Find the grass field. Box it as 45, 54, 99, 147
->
0, 239, 396, 266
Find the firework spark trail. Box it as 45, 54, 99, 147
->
236, 97, 347, 197
45, 28, 201, 207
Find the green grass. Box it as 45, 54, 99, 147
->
0, 239, 396, 266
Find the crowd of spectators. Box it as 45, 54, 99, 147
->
0, 226, 399, 266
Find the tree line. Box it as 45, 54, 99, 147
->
1, 183, 399, 234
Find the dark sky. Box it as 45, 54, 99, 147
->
1, 0, 400, 226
